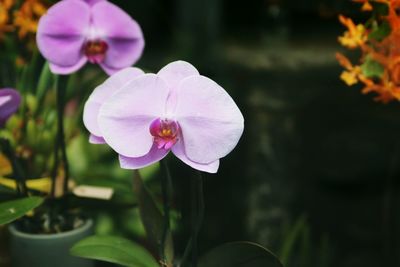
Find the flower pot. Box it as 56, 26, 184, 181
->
9, 219, 94, 267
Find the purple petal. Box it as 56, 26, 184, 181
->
89, 134, 106, 144
98, 74, 169, 157
158, 61, 199, 89
174, 76, 244, 164
172, 139, 219, 173
91, 1, 144, 70
49, 57, 87, 75
37, 0, 89, 70
0, 88, 21, 126
119, 144, 169, 169
79, 0, 105, 6
83, 67, 144, 138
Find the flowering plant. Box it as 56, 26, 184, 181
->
337, 0, 400, 103
0, 0, 283, 266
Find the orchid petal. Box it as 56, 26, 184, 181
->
119, 144, 169, 169
37, 0, 89, 69
83, 67, 144, 138
89, 134, 106, 144
49, 57, 87, 75
158, 61, 199, 89
80, 0, 105, 6
0, 89, 20, 126
174, 76, 244, 164
98, 74, 169, 157
172, 139, 219, 173
91, 1, 144, 70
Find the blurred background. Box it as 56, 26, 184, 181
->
118, 0, 400, 266
2, 0, 400, 266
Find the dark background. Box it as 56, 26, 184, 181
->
95, 0, 400, 266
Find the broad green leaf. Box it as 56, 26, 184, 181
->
133, 170, 174, 264
0, 197, 43, 225
361, 57, 384, 79
199, 242, 283, 267
70, 235, 159, 267
368, 21, 391, 41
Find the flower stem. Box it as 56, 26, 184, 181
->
50, 75, 70, 198
57, 76, 70, 196
0, 138, 27, 196
160, 159, 172, 263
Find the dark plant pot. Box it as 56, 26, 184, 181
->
9, 219, 94, 267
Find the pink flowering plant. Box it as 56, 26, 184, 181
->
37, 0, 144, 75
0, 0, 283, 266
69, 60, 283, 267
0, 0, 146, 232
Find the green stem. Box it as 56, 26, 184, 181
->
57, 76, 70, 196
50, 75, 70, 198
0, 139, 27, 196
160, 159, 172, 263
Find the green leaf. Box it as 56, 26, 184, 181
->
199, 242, 283, 267
133, 171, 174, 264
361, 57, 384, 78
279, 215, 308, 266
372, 2, 389, 16
369, 21, 391, 41
0, 197, 43, 225
36, 62, 54, 107
70, 235, 159, 267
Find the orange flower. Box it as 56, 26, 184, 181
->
0, 0, 14, 38
337, 0, 400, 103
13, 0, 47, 39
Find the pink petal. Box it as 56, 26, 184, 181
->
37, 0, 89, 69
172, 139, 219, 173
83, 67, 144, 138
118, 144, 169, 169
89, 134, 105, 144
98, 74, 169, 157
49, 57, 87, 75
99, 63, 124, 76
91, 1, 144, 70
158, 61, 199, 89
174, 76, 244, 164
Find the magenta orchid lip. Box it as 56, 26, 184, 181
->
0, 88, 21, 127
36, 0, 144, 75
83, 60, 244, 173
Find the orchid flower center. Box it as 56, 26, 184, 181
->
150, 118, 180, 150
84, 40, 108, 64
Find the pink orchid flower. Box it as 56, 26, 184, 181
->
0, 88, 21, 127
37, 0, 144, 75
83, 61, 244, 173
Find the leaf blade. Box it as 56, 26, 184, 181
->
199, 242, 283, 267
0, 196, 43, 225
70, 235, 159, 267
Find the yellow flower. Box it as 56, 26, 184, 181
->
338, 15, 367, 49
340, 70, 359, 86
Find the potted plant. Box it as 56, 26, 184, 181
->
0, 0, 145, 266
